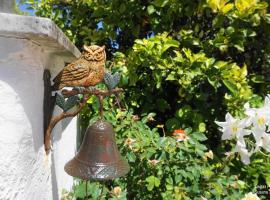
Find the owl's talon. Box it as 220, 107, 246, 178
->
88, 86, 97, 92
73, 86, 85, 93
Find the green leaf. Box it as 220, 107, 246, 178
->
234, 43, 245, 52
166, 184, 173, 190
74, 182, 87, 198
126, 152, 136, 162
156, 98, 170, 112
146, 176, 161, 191
222, 80, 238, 95
198, 123, 206, 132
191, 132, 208, 141
213, 15, 225, 27
251, 75, 265, 83
202, 168, 214, 179
166, 39, 180, 48
265, 175, 270, 185
119, 4, 126, 13
263, 14, 270, 24
147, 5, 156, 15
221, 3, 234, 14
165, 118, 180, 132
74, 181, 99, 198
152, 0, 169, 7
207, 77, 219, 89
89, 182, 101, 199
166, 72, 176, 81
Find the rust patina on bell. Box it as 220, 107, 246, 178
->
64, 120, 130, 180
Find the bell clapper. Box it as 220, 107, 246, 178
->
85, 180, 88, 200
98, 95, 104, 119
98, 182, 105, 200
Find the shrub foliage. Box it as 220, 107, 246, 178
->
23, 0, 270, 199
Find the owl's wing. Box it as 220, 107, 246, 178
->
53, 60, 89, 89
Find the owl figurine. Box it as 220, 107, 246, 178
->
53, 45, 106, 90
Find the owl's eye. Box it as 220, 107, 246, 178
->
94, 52, 103, 60
84, 53, 94, 60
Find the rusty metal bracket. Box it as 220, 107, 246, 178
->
43, 69, 55, 144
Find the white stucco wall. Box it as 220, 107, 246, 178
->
0, 13, 80, 200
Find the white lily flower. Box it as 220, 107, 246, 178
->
265, 94, 270, 105
234, 141, 252, 165
237, 136, 247, 148
244, 101, 270, 129
241, 192, 260, 200
258, 134, 270, 152
252, 127, 270, 152
215, 113, 250, 140
251, 126, 265, 142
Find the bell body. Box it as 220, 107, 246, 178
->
65, 120, 130, 180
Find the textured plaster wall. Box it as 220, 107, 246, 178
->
0, 37, 77, 200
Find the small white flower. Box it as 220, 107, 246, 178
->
224, 151, 234, 159
204, 150, 214, 160
200, 196, 208, 200
215, 113, 250, 140
244, 101, 270, 129
252, 127, 270, 152
251, 126, 265, 139
241, 192, 260, 200
124, 138, 136, 149
113, 186, 122, 197
264, 94, 270, 108
148, 159, 160, 166
234, 141, 252, 165
258, 134, 270, 152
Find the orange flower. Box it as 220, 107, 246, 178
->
173, 129, 188, 142
173, 129, 185, 136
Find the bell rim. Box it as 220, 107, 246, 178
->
64, 157, 130, 180
73, 156, 127, 166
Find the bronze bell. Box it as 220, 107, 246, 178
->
64, 119, 130, 180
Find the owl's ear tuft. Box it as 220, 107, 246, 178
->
83, 45, 93, 53
96, 45, 106, 53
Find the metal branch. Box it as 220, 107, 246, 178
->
44, 95, 89, 154
61, 88, 123, 97
44, 88, 124, 154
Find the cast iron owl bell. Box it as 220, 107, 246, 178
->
64, 119, 130, 180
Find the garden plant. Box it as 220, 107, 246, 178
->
21, 0, 270, 199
